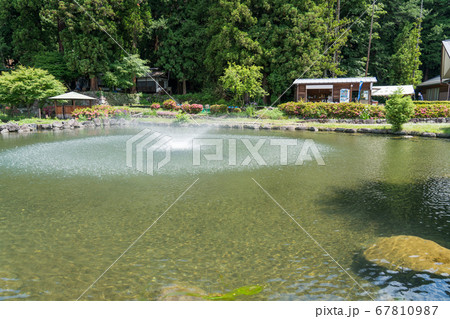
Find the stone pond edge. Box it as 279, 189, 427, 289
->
0, 117, 449, 139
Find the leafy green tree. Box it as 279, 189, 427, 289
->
155, 0, 210, 94
340, 0, 386, 77
390, 21, 423, 86
0, 0, 50, 65
0, 66, 66, 115
420, 0, 450, 79
205, 0, 262, 78
385, 89, 415, 131
103, 54, 150, 92
252, 0, 349, 99
32, 51, 76, 83
220, 63, 266, 106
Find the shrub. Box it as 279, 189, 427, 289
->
150, 103, 161, 110
210, 104, 228, 114
42, 105, 55, 118
278, 101, 385, 119
163, 99, 177, 110
72, 105, 130, 120
230, 107, 242, 113
413, 103, 449, 118
174, 112, 190, 123
245, 106, 256, 117
385, 91, 415, 131
182, 103, 203, 114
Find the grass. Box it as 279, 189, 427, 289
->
301, 122, 450, 134
4, 117, 59, 125
137, 115, 450, 135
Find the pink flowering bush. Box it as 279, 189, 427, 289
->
150, 103, 161, 110
413, 103, 449, 118
279, 101, 449, 119
182, 103, 203, 114
278, 101, 385, 119
163, 99, 177, 110
210, 104, 228, 114
72, 105, 130, 120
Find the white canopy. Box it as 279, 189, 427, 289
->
48, 91, 97, 100
372, 85, 415, 96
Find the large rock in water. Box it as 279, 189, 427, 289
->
364, 235, 450, 276
157, 285, 206, 301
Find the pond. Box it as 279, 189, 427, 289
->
0, 125, 449, 301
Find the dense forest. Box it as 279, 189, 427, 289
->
0, 0, 448, 102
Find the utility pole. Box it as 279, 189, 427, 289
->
365, 1, 376, 77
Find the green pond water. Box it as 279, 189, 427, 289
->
0, 126, 449, 301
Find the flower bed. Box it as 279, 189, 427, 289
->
278, 101, 385, 119
413, 103, 449, 118
72, 105, 130, 120
278, 101, 450, 119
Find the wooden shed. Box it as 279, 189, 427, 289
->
293, 77, 377, 104
416, 76, 449, 101
417, 40, 450, 101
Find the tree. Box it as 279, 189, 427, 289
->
385, 89, 415, 131
0, 0, 51, 65
155, 0, 210, 94
103, 54, 150, 92
420, 0, 450, 79
340, 0, 386, 77
32, 51, 76, 83
0, 66, 66, 115
220, 63, 266, 106
205, 0, 262, 78
390, 21, 423, 86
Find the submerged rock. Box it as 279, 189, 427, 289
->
157, 285, 206, 301
364, 235, 450, 276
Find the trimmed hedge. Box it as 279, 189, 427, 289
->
72, 105, 130, 119
278, 101, 450, 119
413, 101, 450, 106
278, 102, 385, 119
414, 103, 450, 118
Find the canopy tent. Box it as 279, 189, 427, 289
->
441, 40, 450, 83
372, 85, 415, 97
48, 92, 97, 119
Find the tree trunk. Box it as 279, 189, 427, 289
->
262, 74, 269, 105
182, 79, 187, 95
90, 77, 98, 91
131, 76, 137, 93
57, 17, 64, 53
